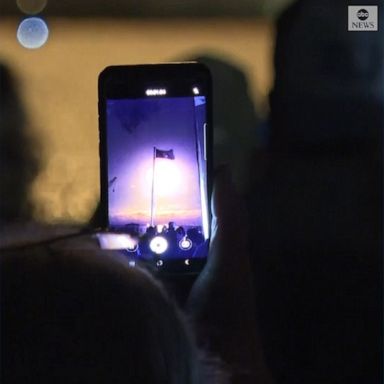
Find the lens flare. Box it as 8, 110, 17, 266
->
17, 17, 49, 49
16, 0, 48, 15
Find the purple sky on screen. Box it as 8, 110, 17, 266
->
107, 97, 205, 227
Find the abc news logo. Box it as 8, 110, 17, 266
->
348, 6, 378, 31
357, 9, 369, 20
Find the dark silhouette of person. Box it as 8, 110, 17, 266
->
249, 1, 383, 383
176, 225, 186, 238
1, 247, 204, 384
187, 228, 204, 246
139, 225, 157, 258
164, 221, 178, 257
168, 221, 175, 230
0, 63, 40, 224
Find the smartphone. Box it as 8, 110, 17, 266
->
98, 63, 212, 274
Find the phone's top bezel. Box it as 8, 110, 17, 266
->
98, 63, 213, 274
99, 62, 211, 99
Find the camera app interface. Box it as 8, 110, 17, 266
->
106, 95, 208, 263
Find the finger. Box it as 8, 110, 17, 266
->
208, 166, 248, 271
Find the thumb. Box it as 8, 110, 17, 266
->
208, 165, 248, 268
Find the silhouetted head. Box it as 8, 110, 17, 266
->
146, 226, 156, 236
1, 247, 203, 384
176, 226, 185, 236
270, 0, 383, 153
0, 63, 40, 222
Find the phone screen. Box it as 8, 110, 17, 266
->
99, 67, 211, 273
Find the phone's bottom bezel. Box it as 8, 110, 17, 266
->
126, 254, 207, 276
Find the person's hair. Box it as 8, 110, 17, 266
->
1, 247, 203, 384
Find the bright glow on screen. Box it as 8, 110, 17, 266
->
145, 158, 182, 197
150, 236, 168, 254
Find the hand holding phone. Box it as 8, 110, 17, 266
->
187, 167, 275, 384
